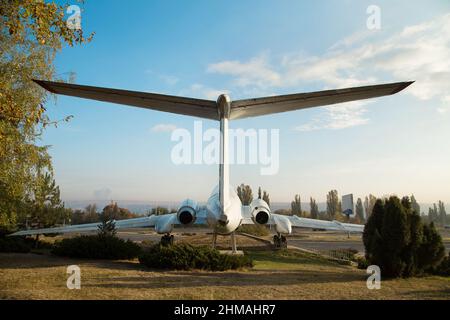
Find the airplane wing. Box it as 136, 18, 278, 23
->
33, 80, 219, 120
282, 215, 365, 233
10, 216, 160, 236
229, 81, 413, 119
240, 206, 364, 233
10, 210, 210, 237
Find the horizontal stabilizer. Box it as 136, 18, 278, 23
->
34, 80, 413, 121
229, 81, 413, 119
33, 80, 219, 120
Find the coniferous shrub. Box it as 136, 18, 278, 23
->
363, 196, 446, 278
0, 233, 53, 253
139, 243, 253, 271
52, 234, 141, 260
0, 237, 31, 253
417, 222, 446, 273
435, 253, 450, 276
356, 256, 370, 269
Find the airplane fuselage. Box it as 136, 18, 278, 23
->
206, 186, 243, 235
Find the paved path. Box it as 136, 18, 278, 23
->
116, 230, 450, 254
289, 239, 365, 253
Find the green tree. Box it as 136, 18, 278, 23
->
355, 198, 365, 222
71, 204, 99, 225
309, 197, 319, 219
151, 206, 169, 216
98, 212, 117, 237
364, 194, 377, 219
428, 204, 439, 224
380, 196, 410, 277
262, 190, 270, 206
436, 252, 450, 276
410, 194, 420, 215
0, 1, 93, 231
363, 196, 445, 278
417, 222, 445, 273
256, 186, 270, 206
25, 170, 70, 228
291, 194, 302, 216
84, 204, 99, 222
438, 201, 447, 226
326, 190, 339, 220
237, 184, 253, 205
400, 196, 423, 276
363, 199, 384, 265
102, 202, 138, 220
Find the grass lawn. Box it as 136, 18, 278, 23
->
1, 249, 449, 300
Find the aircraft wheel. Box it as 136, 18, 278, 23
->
273, 235, 280, 248
280, 235, 287, 248
161, 234, 173, 246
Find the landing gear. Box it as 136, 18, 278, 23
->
160, 234, 174, 246
34, 234, 40, 249
273, 233, 287, 249
212, 232, 217, 249
230, 231, 237, 253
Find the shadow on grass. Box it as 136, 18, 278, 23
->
401, 288, 450, 299
82, 268, 366, 290
0, 248, 352, 275
0, 251, 369, 290
0, 253, 142, 271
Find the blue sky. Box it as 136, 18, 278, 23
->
42, 0, 450, 205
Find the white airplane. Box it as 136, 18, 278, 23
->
12, 80, 413, 252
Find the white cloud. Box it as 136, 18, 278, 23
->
328, 29, 376, 51
181, 83, 229, 100
295, 101, 370, 132
207, 54, 281, 88
442, 95, 450, 104
437, 95, 450, 114
206, 12, 450, 129
151, 124, 178, 133
145, 70, 179, 86
160, 75, 179, 86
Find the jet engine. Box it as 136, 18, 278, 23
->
177, 199, 198, 225
250, 198, 271, 225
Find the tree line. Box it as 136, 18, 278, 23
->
237, 184, 271, 206
237, 184, 358, 222
71, 202, 142, 225
236, 184, 448, 226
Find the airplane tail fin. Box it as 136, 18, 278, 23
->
218, 97, 231, 221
